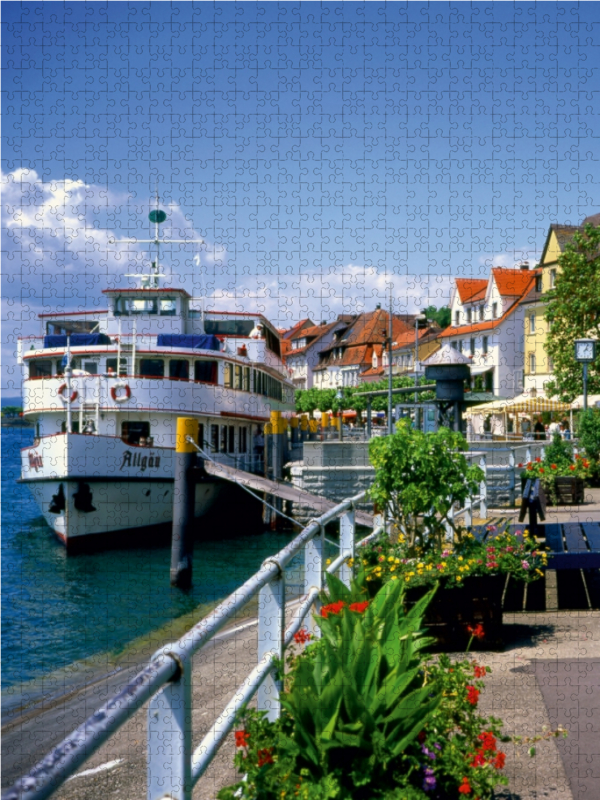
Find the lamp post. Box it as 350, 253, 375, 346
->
414, 313, 427, 430
574, 339, 598, 411
335, 388, 344, 441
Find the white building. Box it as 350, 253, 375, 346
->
441, 267, 540, 399
284, 316, 354, 390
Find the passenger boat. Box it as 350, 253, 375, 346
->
18, 207, 295, 550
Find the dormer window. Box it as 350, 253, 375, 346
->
467, 308, 472, 324
492, 302, 498, 319
479, 305, 484, 321
455, 310, 460, 326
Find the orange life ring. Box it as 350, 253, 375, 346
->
58, 383, 78, 403
111, 383, 131, 403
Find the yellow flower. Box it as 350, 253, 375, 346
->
388, 556, 395, 562
390, 566, 396, 572
535, 569, 544, 576
418, 562, 424, 569
326, 558, 332, 565
456, 576, 462, 582
391, 575, 398, 581
457, 556, 463, 561
408, 571, 415, 577
395, 558, 401, 565
426, 564, 433, 571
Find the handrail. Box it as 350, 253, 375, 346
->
5, 491, 379, 800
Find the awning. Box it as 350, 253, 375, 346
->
464, 392, 572, 417
570, 394, 600, 410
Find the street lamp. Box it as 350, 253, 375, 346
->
574, 339, 598, 411
414, 313, 427, 429
335, 388, 344, 441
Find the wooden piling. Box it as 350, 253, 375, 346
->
170, 417, 198, 589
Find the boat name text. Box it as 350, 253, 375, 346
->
120, 451, 161, 471
28, 452, 44, 472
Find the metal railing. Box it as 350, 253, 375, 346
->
446, 452, 488, 530
5, 492, 383, 800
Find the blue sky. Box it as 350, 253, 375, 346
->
2, 1, 599, 392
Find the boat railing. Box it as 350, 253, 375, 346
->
5, 492, 384, 800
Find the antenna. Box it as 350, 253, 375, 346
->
113, 186, 204, 289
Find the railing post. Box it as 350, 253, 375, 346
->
339, 508, 356, 588
526, 446, 532, 465
304, 525, 324, 639
444, 501, 454, 542
479, 454, 488, 519
464, 493, 472, 529
257, 563, 285, 721
148, 651, 192, 800
508, 450, 515, 508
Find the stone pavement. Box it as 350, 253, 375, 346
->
4, 609, 599, 800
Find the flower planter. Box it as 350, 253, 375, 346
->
406, 574, 505, 651
520, 475, 585, 505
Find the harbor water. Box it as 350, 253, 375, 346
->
1, 427, 309, 718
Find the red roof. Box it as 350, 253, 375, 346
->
492, 268, 538, 297
455, 279, 487, 304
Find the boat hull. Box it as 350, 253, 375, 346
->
20, 433, 263, 550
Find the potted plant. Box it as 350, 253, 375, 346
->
518, 434, 592, 505
576, 409, 600, 486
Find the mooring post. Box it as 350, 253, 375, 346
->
263, 421, 274, 526
171, 417, 198, 589
320, 411, 328, 441
290, 415, 300, 447
300, 413, 309, 442
270, 411, 285, 529
308, 418, 318, 441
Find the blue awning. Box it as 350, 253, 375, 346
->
156, 334, 221, 351
44, 334, 112, 348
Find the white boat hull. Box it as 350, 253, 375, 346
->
20, 433, 253, 550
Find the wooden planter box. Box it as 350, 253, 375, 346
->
520, 475, 585, 505
406, 575, 505, 651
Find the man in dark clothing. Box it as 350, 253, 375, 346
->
534, 418, 546, 440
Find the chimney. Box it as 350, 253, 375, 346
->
321, 320, 327, 325
375, 303, 381, 310
519, 261, 529, 270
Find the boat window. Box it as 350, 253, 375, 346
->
116, 298, 158, 316
205, 319, 255, 336
243, 367, 250, 392
122, 421, 151, 445
198, 423, 205, 449
239, 426, 248, 453
195, 360, 217, 384
139, 359, 164, 378
46, 321, 99, 335
210, 424, 219, 452
228, 426, 235, 453
29, 360, 54, 378
264, 327, 281, 358
107, 357, 128, 376
169, 359, 189, 380
159, 298, 177, 316
224, 363, 233, 388
220, 425, 228, 452
84, 361, 98, 375
234, 365, 242, 390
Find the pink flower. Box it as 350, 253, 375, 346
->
521, 560, 530, 570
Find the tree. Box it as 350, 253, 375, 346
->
545, 223, 600, 400
422, 305, 451, 329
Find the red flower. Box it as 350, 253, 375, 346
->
474, 665, 487, 678
470, 752, 486, 767
321, 600, 346, 618
539, 468, 545, 474
535, 457, 541, 463
518, 463, 523, 468
466, 686, 480, 705
575, 454, 581, 460
467, 623, 485, 640
478, 732, 497, 752
235, 730, 250, 748
569, 465, 576, 471
293, 628, 311, 644
349, 601, 369, 613
257, 748, 274, 767
459, 778, 472, 794
551, 464, 557, 470
527, 464, 533, 471
493, 752, 506, 770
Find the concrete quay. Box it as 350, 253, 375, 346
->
3, 606, 599, 800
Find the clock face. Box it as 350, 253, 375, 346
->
576, 341, 595, 361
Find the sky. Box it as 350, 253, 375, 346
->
2, 1, 599, 392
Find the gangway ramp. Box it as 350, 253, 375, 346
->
203, 460, 374, 528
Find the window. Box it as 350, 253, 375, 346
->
470, 338, 475, 355
492, 302, 498, 318
535, 274, 543, 292
467, 308, 472, 324
234, 364, 242, 390
121, 421, 150, 445
485, 371, 494, 393
107, 357, 128, 376
195, 360, 217, 383
458, 340, 463, 353
83, 361, 98, 374
29, 360, 54, 378
243, 367, 250, 392
239, 426, 248, 454
529, 353, 536, 374
529, 314, 535, 334
198, 423, 205, 449
220, 425, 228, 452
139, 358, 164, 378
455, 310, 460, 326
159, 298, 177, 316
224, 363, 233, 388
479, 305, 484, 321
550, 269, 557, 289
116, 298, 158, 315
451, 341, 458, 350
482, 336, 489, 355
205, 319, 255, 336
228, 426, 235, 453
169, 359, 189, 380
210, 424, 219, 453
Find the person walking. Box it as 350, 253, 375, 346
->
534, 417, 546, 440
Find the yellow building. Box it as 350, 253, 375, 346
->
522, 213, 600, 395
